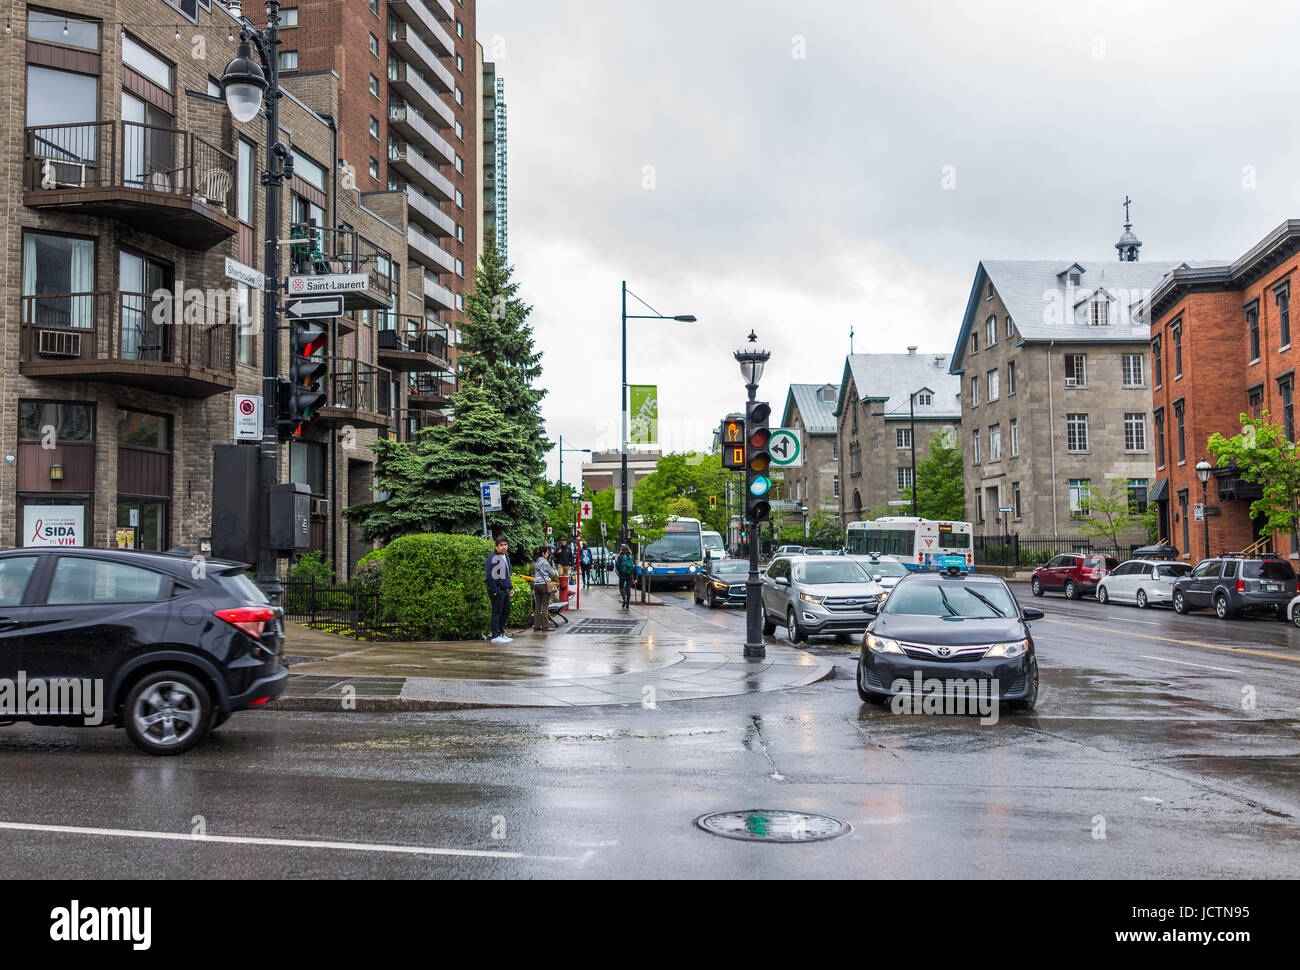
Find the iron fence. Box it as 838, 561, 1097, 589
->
974, 535, 1141, 569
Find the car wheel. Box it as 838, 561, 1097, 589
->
1292, 607, 1300, 629
762, 615, 777, 636
1214, 593, 1232, 620
1097, 585, 1109, 605
1136, 589, 1149, 610
1009, 661, 1039, 711
1031, 577, 1044, 597
123, 670, 213, 756
708, 591, 719, 609
786, 608, 807, 644
1065, 580, 1078, 600
1173, 591, 1188, 614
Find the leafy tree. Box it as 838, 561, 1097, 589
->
668, 496, 700, 520
459, 237, 550, 463
1208, 411, 1300, 540
901, 431, 965, 521
1076, 478, 1143, 549
345, 385, 546, 553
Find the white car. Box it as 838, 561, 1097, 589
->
846, 554, 910, 594
1286, 595, 1300, 628
1096, 558, 1193, 609
701, 530, 727, 561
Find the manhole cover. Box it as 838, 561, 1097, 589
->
566, 619, 644, 636
696, 810, 851, 843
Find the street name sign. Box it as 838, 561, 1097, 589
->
285, 295, 344, 319
769, 428, 803, 467
224, 256, 265, 290
286, 273, 369, 296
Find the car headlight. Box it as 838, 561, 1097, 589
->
866, 634, 904, 654
985, 639, 1028, 658
877, 591, 889, 601
712, 582, 728, 591
799, 592, 824, 604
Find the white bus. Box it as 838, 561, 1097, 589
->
630, 516, 705, 587
845, 517, 974, 572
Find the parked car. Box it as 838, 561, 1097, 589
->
847, 553, 910, 595
773, 545, 806, 557
0, 547, 288, 755
694, 558, 750, 608
1096, 559, 1193, 609
701, 531, 728, 562
761, 555, 884, 644
1172, 554, 1299, 619
1286, 593, 1300, 628
856, 569, 1044, 709
1030, 554, 1118, 599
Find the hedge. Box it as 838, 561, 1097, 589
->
365, 534, 494, 640
507, 573, 534, 628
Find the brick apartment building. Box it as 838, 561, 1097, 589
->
948, 232, 1190, 542
262, 0, 477, 414
779, 384, 840, 526
1143, 219, 1300, 561
834, 349, 962, 528
2, 0, 465, 578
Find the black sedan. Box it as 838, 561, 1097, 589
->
0, 547, 289, 755
693, 558, 752, 608
856, 570, 1043, 710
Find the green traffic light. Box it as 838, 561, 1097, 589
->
750, 476, 772, 497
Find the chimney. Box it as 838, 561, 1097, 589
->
907, 346, 917, 355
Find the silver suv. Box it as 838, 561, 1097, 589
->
761, 555, 884, 643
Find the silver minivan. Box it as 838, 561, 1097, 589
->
762, 555, 884, 643
1096, 558, 1193, 608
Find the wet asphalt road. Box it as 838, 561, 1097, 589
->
1, 583, 1297, 879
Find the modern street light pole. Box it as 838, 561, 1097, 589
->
1196, 459, 1213, 560
557, 435, 592, 491
222, 0, 284, 605
619, 282, 696, 546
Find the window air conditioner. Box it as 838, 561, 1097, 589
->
40, 158, 86, 189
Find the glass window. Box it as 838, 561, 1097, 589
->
370, 74, 379, 98
1065, 354, 1086, 385
971, 376, 979, 407
1280, 379, 1295, 443
1090, 300, 1109, 327
1155, 409, 1166, 466
897, 467, 913, 491
369, 33, 379, 56
1128, 479, 1149, 514
0, 557, 39, 607
28, 9, 100, 49
1174, 401, 1186, 460
989, 424, 1001, 461
289, 441, 327, 495
369, 158, 379, 179
1066, 414, 1089, 452
280, 50, 299, 71
1012, 482, 1021, 517
20, 402, 94, 444
1247, 303, 1260, 360
972, 430, 980, 464
1069, 479, 1091, 516
1125, 413, 1147, 451
22, 233, 96, 329
216, 568, 271, 605
46, 558, 163, 604
1173, 323, 1183, 376
986, 315, 997, 345
122, 34, 173, 89
1222, 561, 1238, 579
896, 428, 911, 449
1191, 560, 1219, 579
291, 151, 325, 190
118, 410, 168, 451
26, 64, 99, 134
970, 331, 979, 355
883, 580, 1016, 618
236, 283, 254, 365
281, 8, 299, 27
237, 140, 256, 224
1278, 287, 1291, 349
1009, 418, 1019, 457
115, 499, 166, 551
988, 369, 999, 401
370, 116, 379, 139
1247, 560, 1296, 581
1122, 354, 1144, 387
1007, 361, 1016, 395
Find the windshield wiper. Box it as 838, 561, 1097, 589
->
936, 584, 959, 616
964, 588, 1006, 617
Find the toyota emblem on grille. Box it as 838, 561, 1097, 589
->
937, 646, 951, 657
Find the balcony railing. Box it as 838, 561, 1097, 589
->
390, 0, 456, 54
408, 371, 457, 408
378, 318, 450, 371
404, 184, 456, 237
388, 21, 454, 91
391, 407, 449, 441
423, 274, 456, 311
388, 101, 455, 165
389, 61, 455, 128
388, 142, 454, 201
407, 226, 457, 274
20, 290, 236, 397
288, 223, 397, 310
318, 358, 392, 428
24, 120, 238, 249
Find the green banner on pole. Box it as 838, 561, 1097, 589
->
629, 385, 658, 445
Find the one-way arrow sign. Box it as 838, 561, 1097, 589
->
285, 296, 344, 319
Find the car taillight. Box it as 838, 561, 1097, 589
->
1237, 580, 1245, 593
214, 606, 275, 639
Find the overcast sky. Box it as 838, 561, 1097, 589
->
478, 0, 1300, 484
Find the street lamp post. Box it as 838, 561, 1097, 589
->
735, 333, 772, 659
1196, 459, 1213, 560
557, 435, 592, 492
221, 0, 284, 605
620, 282, 696, 547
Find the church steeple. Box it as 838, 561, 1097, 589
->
1115, 196, 1142, 262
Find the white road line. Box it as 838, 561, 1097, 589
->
0, 820, 575, 862
1141, 655, 1237, 673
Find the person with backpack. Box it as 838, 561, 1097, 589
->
580, 544, 594, 588
615, 544, 636, 609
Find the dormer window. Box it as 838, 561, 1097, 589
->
1070, 273, 1081, 286
1090, 300, 1110, 327
916, 392, 932, 407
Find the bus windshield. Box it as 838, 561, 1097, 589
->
640, 520, 703, 563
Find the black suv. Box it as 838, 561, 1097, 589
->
1171, 554, 1299, 619
0, 547, 288, 754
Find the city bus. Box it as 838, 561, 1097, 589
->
844, 517, 974, 572
630, 515, 705, 588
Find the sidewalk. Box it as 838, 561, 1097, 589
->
277, 584, 833, 712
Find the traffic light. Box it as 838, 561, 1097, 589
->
278, 322, 329, 440
709, 496, 718, 512
720, 417, 746, 470
745, 400, 772, 521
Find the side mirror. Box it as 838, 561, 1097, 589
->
776, 576, 790, 587
861, 601, 879, 615
872, 574, 883, 582
1023, 606, 1045, 621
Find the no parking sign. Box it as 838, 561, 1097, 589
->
235, 395, 262, 441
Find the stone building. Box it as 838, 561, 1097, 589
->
779, 384, 839, 528
834, 349, 962, 528
948, 222, 1191, 541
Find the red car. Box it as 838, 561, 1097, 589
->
1030, 553, 1118, 600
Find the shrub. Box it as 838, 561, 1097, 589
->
378, 533, 495, 640
507, 573, 534, 628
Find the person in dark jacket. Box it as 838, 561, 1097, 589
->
486, 537, 514, 644
615, 545, 636, 609
580, 544, 594, 588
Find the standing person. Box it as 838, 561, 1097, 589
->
532, 545, 558, 631
615, 544, 636, 609
485, 536, 514, 645
580, 543, 593, 589
554, 538, 575, 579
